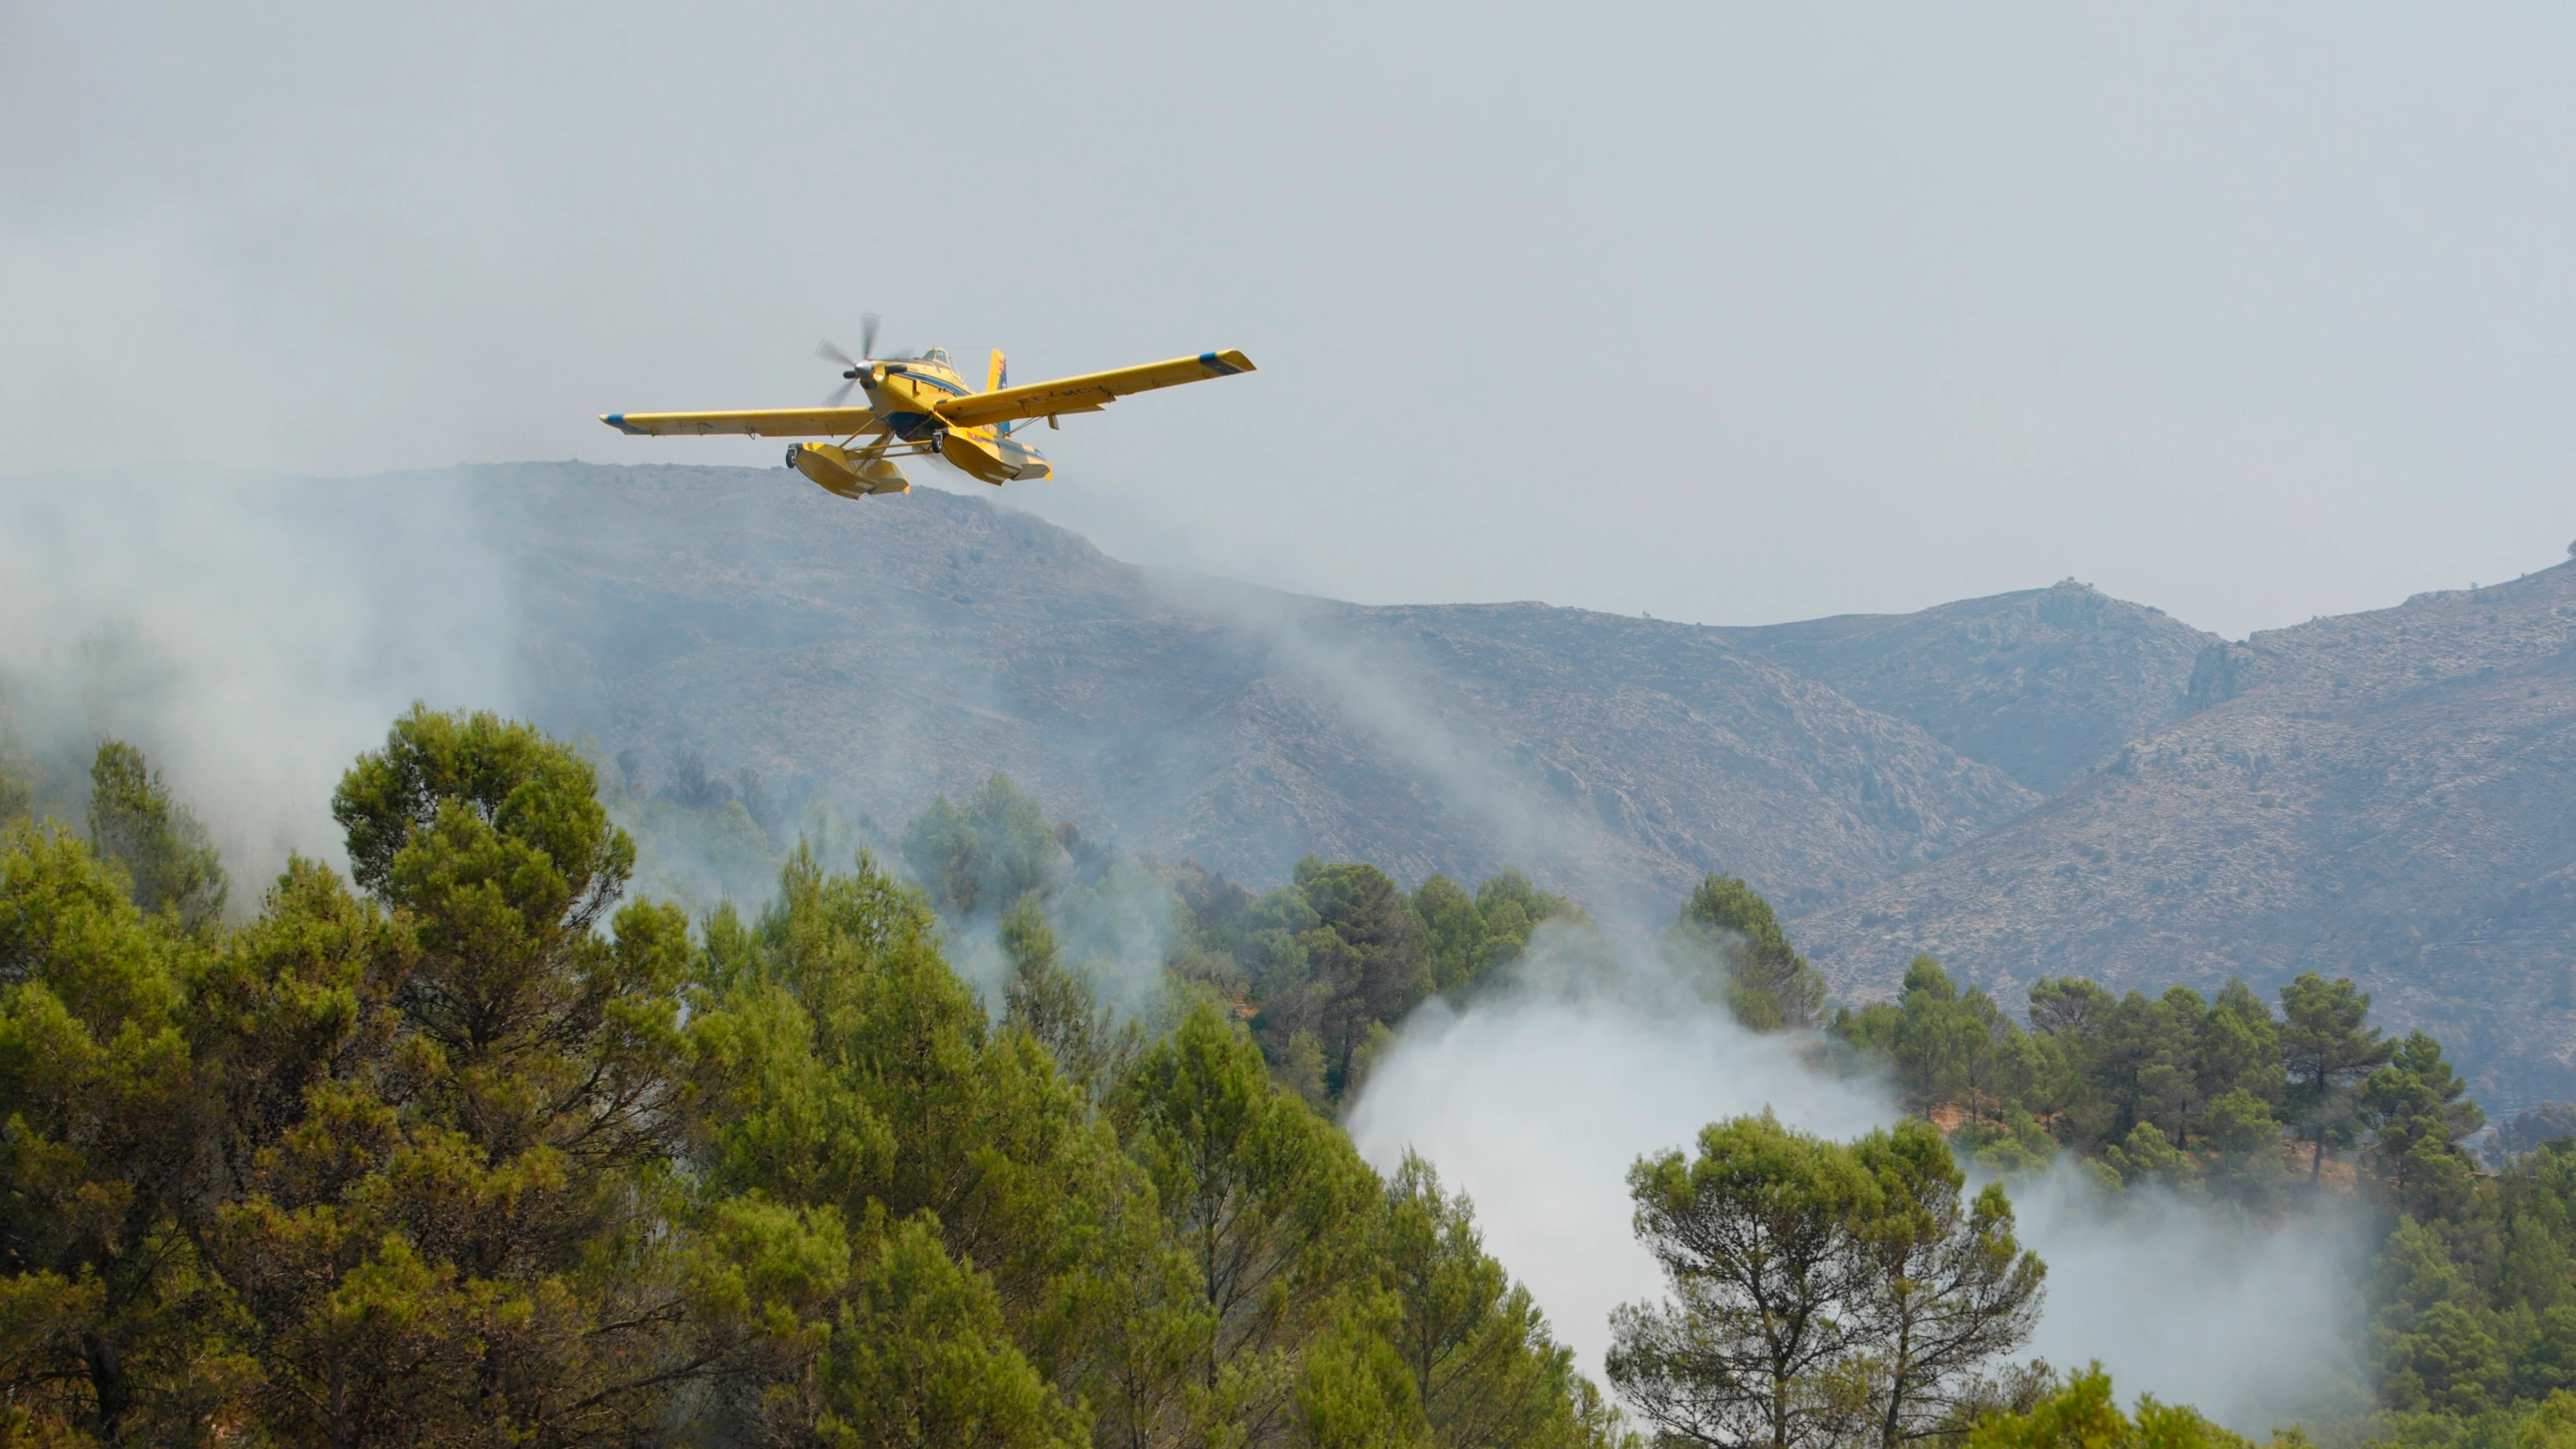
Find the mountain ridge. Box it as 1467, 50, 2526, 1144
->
464, 460, 2576, 1097
1797, 560, 2576, 1102
479, 463, 2046, 916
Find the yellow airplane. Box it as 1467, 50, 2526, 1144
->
599, 316, 1255, 498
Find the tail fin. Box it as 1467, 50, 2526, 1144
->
987, 349, 1012, 433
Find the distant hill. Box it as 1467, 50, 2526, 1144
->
474, 464, 2044, 916
1713, 582, 2217, 793
1797, 563, 2576, 1103
469, 461, 2576, 1098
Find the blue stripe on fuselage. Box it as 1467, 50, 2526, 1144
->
892, 370, 970, 395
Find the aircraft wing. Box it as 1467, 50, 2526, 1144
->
932, 351, 1254, 430
599, 407, 881, 437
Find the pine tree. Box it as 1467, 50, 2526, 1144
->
1670, 875, 1825, 1032
2279, 973, 2394, 1181
86, 739, 228, 932
1849, 1119, 2046, 1449
1609, 1113, 1880, 1449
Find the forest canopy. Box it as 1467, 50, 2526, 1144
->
3, 707, 2574, 1448
0, 711, 1620, 1448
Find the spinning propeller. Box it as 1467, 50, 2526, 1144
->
818, 313, 917, 405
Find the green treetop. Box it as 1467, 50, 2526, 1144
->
1669, 874, 1826, 1032
2279, 972, 2395, 1181
87, 739, 228, 933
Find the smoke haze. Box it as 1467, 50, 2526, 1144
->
8, 3, 2575, 639
1345, 928, 2370, 1435
0, 468, 521, 886
2006, 1168, 2368, 1432
1344, 927, 1892, 1370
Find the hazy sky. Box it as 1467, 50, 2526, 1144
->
6, 2, 2573, 639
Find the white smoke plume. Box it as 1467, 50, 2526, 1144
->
1345, 924, 1890, 1369
0, 466, 522, 890
1345, 926, 2372, 1436
2003, 1167, 2370, 1432
1150, 568, 1651, 916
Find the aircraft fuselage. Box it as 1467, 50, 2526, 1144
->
859, 350, 1052, 485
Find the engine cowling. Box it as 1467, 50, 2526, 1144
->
785, 443, 909, 498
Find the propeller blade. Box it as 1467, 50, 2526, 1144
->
860, 312, 882, 359
825, 379, 858, 407
817, 339, 856, 367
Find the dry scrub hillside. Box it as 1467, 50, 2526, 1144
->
478, 463, 2038, 913
1799, 562, 2576, 1102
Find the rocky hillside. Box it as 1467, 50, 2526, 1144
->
1798, 562, 2576, 1102
474, 463, 2048, 915
1713, 582, 2217, 793
466, 462, 2576, 1097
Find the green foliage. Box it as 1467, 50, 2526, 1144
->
1669, 874, 1827, 1031
1049, 858, 1191, 1015
819, 1214, 1089, 1449
1849, 1119, 2048, 1448
2206, 1088, 2284, 1157
1826, 952, 2576, 1440
50, 703, 2537, 1443
1835, 968, 2303, 1205
901, 773, 1064, 916
887, 779, 1604, 1114
1125, 1001, 1377, 1441
2351, 1038, 2553, 1423
214, 706, 698, 1444
1608, 1113, 2046, 1449
1197, 857, 1589, 1106
1290, 861, 1432, 1098
7, 709, 1649, 1445
2373, 1215, 2509, 1416
0, 821, 221, 1441
2102, 1122, 2194, 1191
1384, 1153, 1625, 1449
86, 739, 227, 932
1953, 1108, 2062, 1179
1211, 858, 1428, 1106
686, 841, 1137, 1412
1835, 957, 2028, 1124
2018, 979, 2216, 1147
1415, 870, 1576, 998
1610, 1112, 1879, 1449
622, 792, 784, 916
0, 708, 31, 827
1000, 892, 1128, 1093
1963, 1363, 2266, 1449
2202, 980, 2287, 1108
2281, 972, 2395, 1181
2362, 1034, 2486, 1218
333, 704, 632, 913
1299, 1314, 1434, 1449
